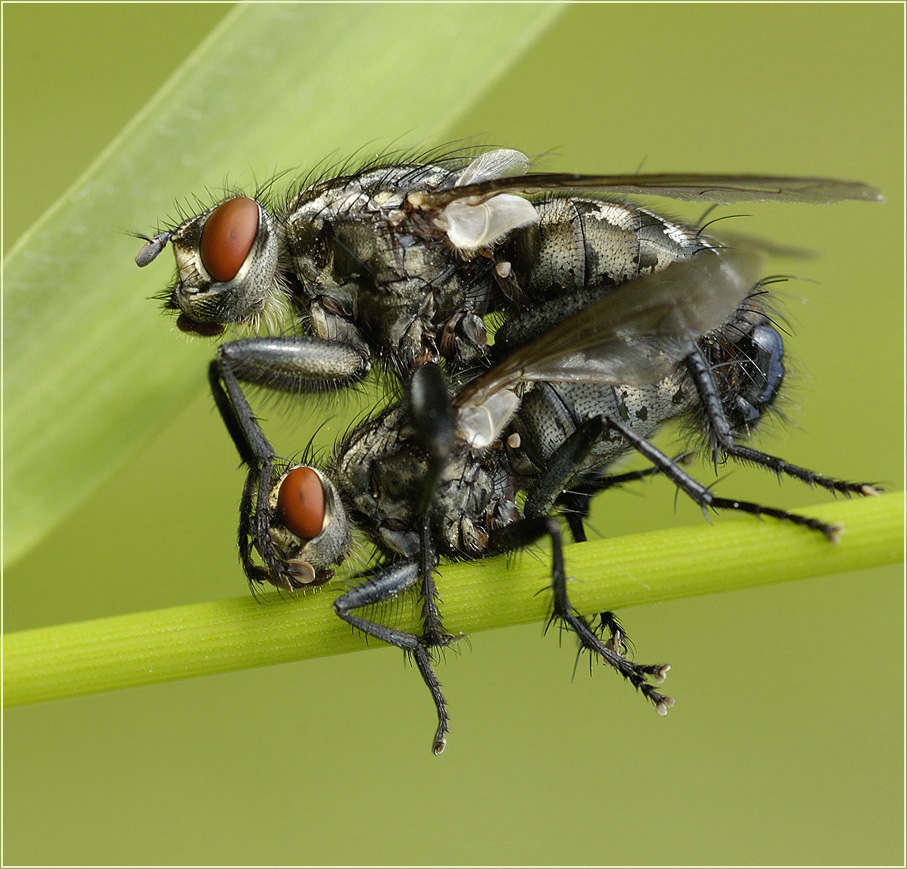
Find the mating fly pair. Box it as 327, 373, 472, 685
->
137, 148, 881, 753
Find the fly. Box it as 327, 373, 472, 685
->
136, 148, 883, 401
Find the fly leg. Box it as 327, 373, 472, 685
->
686, 346, 880, 498
487, 515, 673, 714
522, 419, 652, 656
534, 427, 694, 653
506, 418, 672, 711
521, 419, 634, 656
602, 414, 849, 541
522, 418, 609, 522
408, 363, 458, 651
209, 358, 284, 587
555, 455, 692, 654
209, 337, 367, 589
557, 468, 656, 544
334, 363, 459, 754
333, 561, 452, 755
211, 335, 370, 488
217, 336, 370, 396
556, 460, 692, 544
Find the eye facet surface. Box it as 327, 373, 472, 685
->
200, 197, 259, 282
277, 466, 326, 540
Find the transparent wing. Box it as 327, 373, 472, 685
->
454, 248, 764, 446
415, 171, 884, 209
454, 149, 531, 186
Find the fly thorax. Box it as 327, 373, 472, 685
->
431, 451, 501, 557
437, 311, 489, 368
333, 408, 425, 559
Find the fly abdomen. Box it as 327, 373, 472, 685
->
498, 197, 706, 306
508, 377, 697, 485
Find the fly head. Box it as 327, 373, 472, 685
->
262, 464, 353, 587
704, 299, 786, 436
141, 196, 286, 336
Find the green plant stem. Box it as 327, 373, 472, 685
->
4, 493, 902, 708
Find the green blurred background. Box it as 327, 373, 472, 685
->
3, 3, 903, 865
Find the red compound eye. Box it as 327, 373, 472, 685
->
200, 197, 259, 282
277, 467, 326, 540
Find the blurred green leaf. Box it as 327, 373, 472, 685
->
3, 3, 565, 566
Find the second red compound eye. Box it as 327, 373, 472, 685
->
277, 467, 326, 540
200, 196, 259, 282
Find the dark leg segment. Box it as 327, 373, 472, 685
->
211, 336, 369, 476
210, 336, 372, 584
523, 417, 607, 521
237, 466, 270, 588
209, 337, 374, 589
602, 415, 846, 540
333, 561, 454, 754
686, 346, 879, 497
208, 354, 275, 471
217, 336, 369, 394
488, 516, 673, 714
595, 611, 630, 657
555, 454, 692, 665
556, 460, 688, 543
209, 357, 309, 589
209, 357, 286, 586
407, 364, 458, 649
522, 419, 633, 669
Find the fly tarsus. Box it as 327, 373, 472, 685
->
491, 515, 674, 714
332, 560, 457, 754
